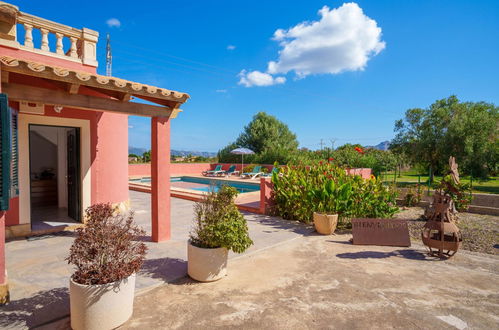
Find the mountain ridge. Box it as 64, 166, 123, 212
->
129, 146, 217, 158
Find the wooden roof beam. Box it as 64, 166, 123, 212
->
3, 83, 173, 117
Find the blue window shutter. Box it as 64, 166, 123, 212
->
0, 93, 12, 211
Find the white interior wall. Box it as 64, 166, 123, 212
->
29, 125, 70, 209
29, 128, 58, 177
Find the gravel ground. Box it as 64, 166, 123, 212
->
395, 207, 499, 255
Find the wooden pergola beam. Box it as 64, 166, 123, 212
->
2, 83, 173, 117
1, 63, 188, 105
68, 83, 80, 94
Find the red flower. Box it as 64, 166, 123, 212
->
354, 147, 364, 154
328, 157, 334, 161
319, 160, 323, 165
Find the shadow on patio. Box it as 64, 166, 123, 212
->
336, 249, 430, 260
139, 257, 187, 283
0, 287, 69, 329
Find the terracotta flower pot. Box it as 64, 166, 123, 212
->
70, 274, 136, 330
188, 241, 228, 282
313, 212, 338, 235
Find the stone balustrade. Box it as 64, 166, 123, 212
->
0, 2, 98, 66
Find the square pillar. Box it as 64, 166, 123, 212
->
151, 117, 171, 242
259, 177, 274, 215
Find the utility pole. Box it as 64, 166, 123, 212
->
106, 33, 112, 76
330, 138, 336, 150
319, 139, 324, 150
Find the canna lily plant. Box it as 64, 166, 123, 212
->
271, 160, 398, 226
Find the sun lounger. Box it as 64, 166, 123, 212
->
241, 165, 263, 179
202, 165, 224, 176
261, 167, 279, 177
219, 165, 239, 177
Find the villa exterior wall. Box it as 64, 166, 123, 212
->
0, 46, 97, 74
91, 112, 129, 206
2, 67, 129, 227
3, 104, 129, 227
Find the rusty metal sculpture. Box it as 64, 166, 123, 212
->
422, 157, 463, 258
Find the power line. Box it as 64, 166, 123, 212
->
113, 40, 237, 74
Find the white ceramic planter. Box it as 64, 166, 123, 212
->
187, 241, 228, 282
70, 273, 136, 330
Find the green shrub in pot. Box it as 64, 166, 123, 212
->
188, 185, 253, 281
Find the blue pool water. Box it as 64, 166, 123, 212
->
131, 176, 260, 194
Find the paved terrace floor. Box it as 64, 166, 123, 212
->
122, 235, 499, 330
1, 190, 311, 329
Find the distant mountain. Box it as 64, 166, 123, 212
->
366, 141, 391, 151
128, 146, 216, 158
129, 147, 147, 156
171, 150, 217, 158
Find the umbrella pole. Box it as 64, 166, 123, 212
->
241, 154, 244, 174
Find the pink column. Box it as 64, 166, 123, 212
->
151, 117, 171, 242
259, 177, 274, 215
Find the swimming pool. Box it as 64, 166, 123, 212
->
130, 176, 260, 194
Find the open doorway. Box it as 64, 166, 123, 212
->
29, 124, 81, 231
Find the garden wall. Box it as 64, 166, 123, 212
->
129, 163, 212, 177
129, 163, 372, 179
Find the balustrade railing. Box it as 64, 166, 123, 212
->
0, 2, 98, 66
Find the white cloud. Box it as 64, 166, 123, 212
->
238, 2, 385, 86
238, 70, 286, 87
227, 45, 236, 50
216, 89, 228, 93
106, 18, 121, 28
128, 125, 134, 129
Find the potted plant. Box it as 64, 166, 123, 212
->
188, 185, 253, 282
312, 180, 353, 235
67, 203, 147, 330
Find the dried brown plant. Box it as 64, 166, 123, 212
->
67, 203, 147, 285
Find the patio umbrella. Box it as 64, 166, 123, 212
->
230, 147, 255, 172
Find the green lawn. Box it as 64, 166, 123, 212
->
381, 169, 499, 194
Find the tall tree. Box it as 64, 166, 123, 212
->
236, 112, 298, 153
218, 112, 299, 163
391, 96, 498, 179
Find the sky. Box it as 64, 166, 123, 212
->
16, 0, 499, 152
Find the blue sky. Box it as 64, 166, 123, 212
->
17, 0, 499, 152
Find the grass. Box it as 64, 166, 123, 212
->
381, 169, 499, 194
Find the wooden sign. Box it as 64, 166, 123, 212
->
352, 218, 411, 247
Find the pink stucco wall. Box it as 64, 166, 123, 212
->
91, 112, 129, 205
1, 46, 97, 73
345, 168, 372, 180
129, 163, 372, 180
3, 68, 129, 226
129, 163, 277, 177
130, 163, 212, 177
